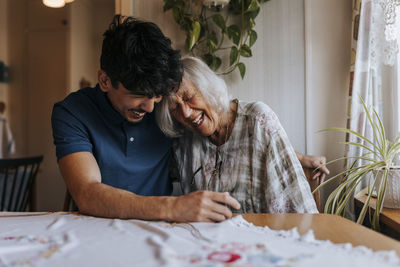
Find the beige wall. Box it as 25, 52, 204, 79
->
25, 0, 70, 211
0, 0, 9, 118
132, 0, 185, 51
4, 0, 114, 211
305, 0, 352, 203
93, 2, 115, 74
226, 0, 307, 152
115, 0, 134, 16
69, 0, 114, 92
70, 0, 96, 92
7, 0, 28, 157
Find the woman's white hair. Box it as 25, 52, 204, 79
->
156, 56, 231, 137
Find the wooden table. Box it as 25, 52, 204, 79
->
354, 188, 400, 239
241, 213, 400, 256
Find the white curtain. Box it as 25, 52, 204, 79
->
346, 0, 400, 219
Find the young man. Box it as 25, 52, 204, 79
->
52, 15, 240, 222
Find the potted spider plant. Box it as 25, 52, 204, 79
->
314, 96, 400, 230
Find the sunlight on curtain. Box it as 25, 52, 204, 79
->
346, 0, 400, 219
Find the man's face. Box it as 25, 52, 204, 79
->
98, 71, 162, 124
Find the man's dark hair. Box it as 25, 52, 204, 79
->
100, 15, 182, 96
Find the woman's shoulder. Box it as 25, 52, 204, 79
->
237, 100, 281, 131
238, 100, 273, 114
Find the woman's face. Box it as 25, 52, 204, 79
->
169, 78, 220, 136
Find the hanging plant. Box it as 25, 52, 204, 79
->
163, 0, 270, 79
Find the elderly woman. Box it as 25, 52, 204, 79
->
156, 56, 320, 213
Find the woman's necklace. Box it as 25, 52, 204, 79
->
208, 100, 238, 190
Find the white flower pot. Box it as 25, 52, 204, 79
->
374, 167, 400, 209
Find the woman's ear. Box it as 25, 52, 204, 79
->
98, 70, 113, 92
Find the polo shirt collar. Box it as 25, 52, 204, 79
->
94, 84, 125, 125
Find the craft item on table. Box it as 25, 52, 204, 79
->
0, 232, 78, 266
0, 212, 398, 267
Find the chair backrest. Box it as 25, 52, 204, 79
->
0, 156, 43, 211
303, 167, 322, 212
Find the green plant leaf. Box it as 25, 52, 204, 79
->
246, 17, 256, 30
237, 62, 246, 79
229, 46, 239, 66
246, 6, 260, 19
212, 56, 222, 71
359, 96, 384, 156
207, 31, 218, 52
204, 53, 214, 67
246, 0, 260, 12
249, 29, 257, 47
163, 0, 174, 11
203, 54, 221, 71
166, 0, 269, 76
212, 14, 226, 30
229, 0, 242, 15
184, 36, 190, 52
340, 141, 379, 158
314, 165, 364, 194
172, 6, 182, 24
240, 44, 252, 57
320, 127, 381, 153
227, 25, 241, 45
387, 140, 400, 160
373, 168, 389, 229
181, 16, 194, 32
188, 21, 201, 51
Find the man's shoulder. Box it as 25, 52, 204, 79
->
56, 86, 98, 108
53, 86, 102, 119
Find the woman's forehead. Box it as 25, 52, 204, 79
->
179, 78, 197, 95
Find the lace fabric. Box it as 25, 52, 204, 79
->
373, 0, 400, 66
231, 216, 400, 265
0, 212, 399, 266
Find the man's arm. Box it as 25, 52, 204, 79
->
59, 151, 240, 222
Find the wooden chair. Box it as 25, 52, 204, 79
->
63, 190, 78, 212
303, 167, 322, 212
0, 156, 43, 211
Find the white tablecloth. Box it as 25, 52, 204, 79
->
0, 212, 398, 266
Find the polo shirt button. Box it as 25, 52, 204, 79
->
129, 137, 134, 142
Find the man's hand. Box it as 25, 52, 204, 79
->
169, 191, 241, 223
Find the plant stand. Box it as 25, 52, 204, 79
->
354, 188, 400, 240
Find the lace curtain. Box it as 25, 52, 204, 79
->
346, 0, 400, 219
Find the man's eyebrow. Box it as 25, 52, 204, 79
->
128, 91, 149, 97
128, 91, 144, 95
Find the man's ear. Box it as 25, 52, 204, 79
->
98, 70, 113, 92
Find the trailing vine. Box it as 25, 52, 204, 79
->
163, 0, 270, 79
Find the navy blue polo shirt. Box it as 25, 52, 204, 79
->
51, 85, 173, 196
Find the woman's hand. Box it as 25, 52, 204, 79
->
296, 153, 330, 183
